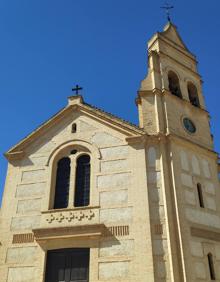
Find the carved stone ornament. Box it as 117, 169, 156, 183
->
46, 209, 95, 224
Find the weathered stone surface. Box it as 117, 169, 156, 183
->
79, 120, 97, 132
153, 239, 167, 255
101, 159, 129, 173
7, 267, 38, 282
99, 240, 134, 257
151, 206, 165, 221
29, 156, 48, 166
100, 190, 128, 206
205, 182, 215, 195
16, 182, 45, 198
206, 197, 217, 211
11, 215, 41, 231
99, 261, 129, 279
185, 208, 220, 228
21, 169, 46, 183
34, 139, 56, 154
184, 190, 196, 205
157, 261, 166, 278
17, 199, 41, 214
97, 172, 131, 189
148, 171, 161, 184
100, 146, 129, 160
91, 132, 122, 146
190, 241, 203, 257
181, 173, 193, 188
100, 207, 132, 224
150, 188, 160, 203
6, 247, 37, 264
180, 150, 189, 171
192, 155, 200, 175
195, 262, 206, 279
202, 159, 211, 178
215, 245, 220, 260
148, 147, 157, 167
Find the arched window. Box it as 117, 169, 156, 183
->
197, 183, 204, 208
168, 71, 182, 98
74, 155, 91, 207
188, 82, 200, 107
207, 253, 216, 280
54, 157, 71, 209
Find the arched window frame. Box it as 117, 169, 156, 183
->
187, 81, 200, 107
167, 70, 182, 98
74, 154, 91, 207
43, 140, 101, 211
53, 157, 71, 209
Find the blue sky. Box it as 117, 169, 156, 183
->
0, 0, 219, 204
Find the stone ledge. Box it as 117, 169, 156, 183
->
41, 205, 100, 214
33, 223, 106, 242
191, 226, 220, 241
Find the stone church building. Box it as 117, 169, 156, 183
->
0, 21, 220, 282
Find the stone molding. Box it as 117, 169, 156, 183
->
191, 226, 220, 242
40, 206, 100, 229
33, 223, 105, 242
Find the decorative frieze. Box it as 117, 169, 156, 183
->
105, 225, 130, 237
41, 207, 99, 228
46, 209, 95, 223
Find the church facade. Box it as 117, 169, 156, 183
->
0, 22, 220, 282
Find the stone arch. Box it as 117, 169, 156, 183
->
46, 139, 101, 166
168, 70, 182, 98
43, 139, 101, 211
187, 82, 200, 107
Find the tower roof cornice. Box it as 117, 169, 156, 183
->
147, 22, 196, 61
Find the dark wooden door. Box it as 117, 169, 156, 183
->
45, 248, 90, 282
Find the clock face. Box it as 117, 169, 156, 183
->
183, 117, 196, 133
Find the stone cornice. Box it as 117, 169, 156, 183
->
41, 205, 100, 214
136, 89, 209, 117
191, 225, 220, 242
167, 133, 218, 159
158, 50, 201, 79
126, 131, 218, 159
5, 98, 144, 161
162, 89, 209, 116
33, 223, 106, 242
148, 34, 196, 63
4, 151, 25, 161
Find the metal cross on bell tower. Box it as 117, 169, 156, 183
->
161, 2, 174, 22
72, 84, 83, 95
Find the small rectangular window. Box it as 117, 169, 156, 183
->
208, 253, 216, 280
72, 123, 77, 133
197, 183, 204, 208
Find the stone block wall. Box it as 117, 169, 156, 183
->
0, 113, 153, 282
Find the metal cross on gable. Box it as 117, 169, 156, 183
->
72, 84, 83, 95
161, 2, 174, 22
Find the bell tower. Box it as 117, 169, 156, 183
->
137, 22, 220, 282
136, 22, 213, 150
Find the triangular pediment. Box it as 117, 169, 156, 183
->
5, 96, 144, 160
